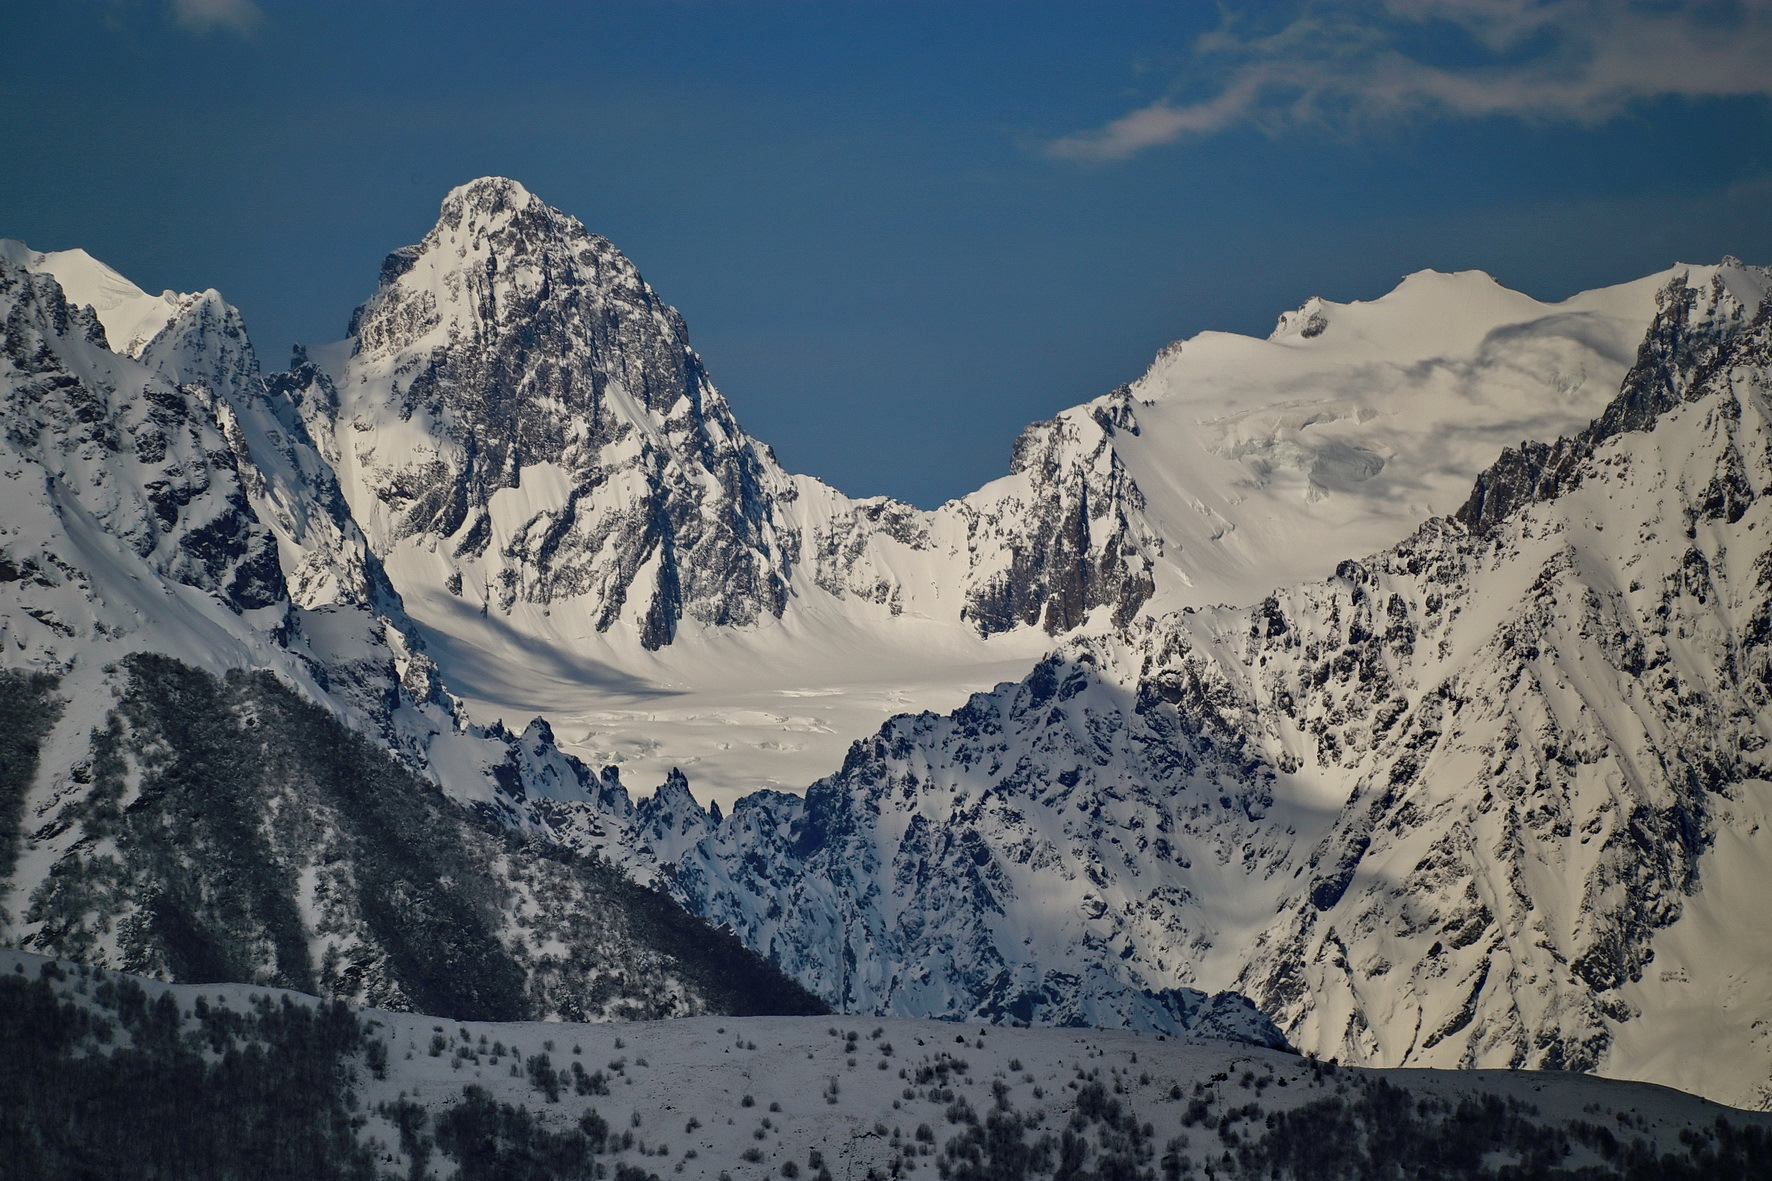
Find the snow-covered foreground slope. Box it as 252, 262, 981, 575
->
301, 178, 1713, 805
667, 265, 1772, 1107
9, 950, 1771, 1181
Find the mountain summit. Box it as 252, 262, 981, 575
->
314, 175, 797, 649
9, 178, 1772, 1105
306, 177, 1162, 660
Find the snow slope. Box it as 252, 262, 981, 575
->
10, 949, 1770, 1180
1115, 263, 1693, 612
301, 179, 1708, 807
667, 264, 1772, 1107
3, 240, 198, 357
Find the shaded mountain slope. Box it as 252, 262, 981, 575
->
663, 265, 1772, 1105
0, 237, 823, 1024
5, 654, 825, 1021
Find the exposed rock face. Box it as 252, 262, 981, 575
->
1232, 277, 1772, 1076
0, 247, 286, 619
137, 294, 405, 623
660, 267, 1772, 1102
958, 392, 1157, 636
314, 177, 799, 649
308, 178, 1164, 651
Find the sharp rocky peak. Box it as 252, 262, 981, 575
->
448, 173, 540, 211
1269, 296, 1330, 341
313, 178, 1171, 652
317, 178, 797, 650
349, 175, 675, 384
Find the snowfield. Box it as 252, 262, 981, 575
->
9, 949, 1771, 1180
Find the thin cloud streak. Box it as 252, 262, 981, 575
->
1049, 1, 1772, 162
169, 0, 264, 37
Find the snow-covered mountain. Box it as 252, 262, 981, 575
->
0, 238, 827, 1023
301, 178, 1699, 805
663, 262, 1772, 1107
0, 223, 1277, 1046
304, 176, 1168, 654
8, 177, 1772, 1103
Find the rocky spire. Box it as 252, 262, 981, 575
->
318, 177, 798, 649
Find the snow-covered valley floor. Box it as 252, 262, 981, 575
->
411, 596, 1057, 811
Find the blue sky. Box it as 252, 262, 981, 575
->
5, 0, 1771, 507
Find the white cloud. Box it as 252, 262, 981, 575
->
1048, 1, 1772, 162
169, 0, 264, 36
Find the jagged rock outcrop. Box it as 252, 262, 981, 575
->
667, 641, 1291, 1044
0, 241, 825, 1024
0, 243, 286, 621
661, 265, 1772, 1105
957, 392, 1158, 635
1232, 266, 1771, 1086
303, 178, 1170, 656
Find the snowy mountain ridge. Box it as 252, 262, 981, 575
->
0, 222, 1272, 1045
298, 178, 1735, 805
657, 262, 1772, 1107
7, 179, 1772, 1103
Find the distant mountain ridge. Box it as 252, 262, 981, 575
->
662, 261, 1772, 1106
0, 227, 824, 1025
6, 180, 1772, 1098
291, 177, 1717, 806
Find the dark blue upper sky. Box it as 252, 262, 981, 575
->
5, 1, 1771, 507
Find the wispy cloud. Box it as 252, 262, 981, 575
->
1049, 1, 1772, 162
169, 0, 264, 37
